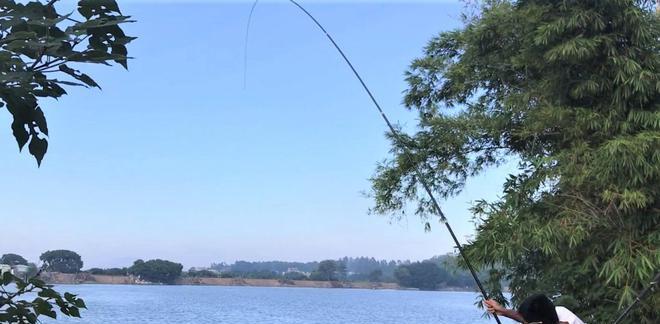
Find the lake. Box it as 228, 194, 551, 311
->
45, 285, 516, 324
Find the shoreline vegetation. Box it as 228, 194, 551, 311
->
44, 272, 480, 292
4, 251, 487, 292
0, 250, 484, 291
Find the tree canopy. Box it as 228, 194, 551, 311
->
40, 250, 83, 274
128, 259, 183, 284
370, 0, 658, 322
0, 0, 134, 165
368, 269, 383, 283
394, 262, 448, 290
0, 253, 28, 266
308, 260, 347, 281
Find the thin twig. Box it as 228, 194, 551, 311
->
65, 17, 83, 24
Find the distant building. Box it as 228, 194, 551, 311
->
0, 264, 11, 275
285, 268, 310, 276
11, 265, 30, 277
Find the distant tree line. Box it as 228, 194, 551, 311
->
205, 254, 484, 289
211, 260, 319, 274
1, 250, 84, 275
2, 251, 187, 285
87, 267, 128, 276
4, 251, 482, 289
87, 259, 184, 284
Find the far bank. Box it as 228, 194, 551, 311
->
42, 272, 477, 291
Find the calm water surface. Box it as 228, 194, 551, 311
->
45, 285, 515, 324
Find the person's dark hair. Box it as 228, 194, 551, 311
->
518, 294, 559, 324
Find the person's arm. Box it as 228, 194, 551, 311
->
484, 299, 527, 323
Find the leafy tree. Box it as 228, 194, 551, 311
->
370, 0, 659, 322
336, 261, 347, 281
427, 254, 488, 288
368, 269, 383, 282
87, 267, 127, 276
40, 250, 83, 274
128, 259, 183, 284
342, 257, 400, 278
393, 266, 411, 285
0, 0, 134, 165
394, 262, 447, 290
186, 269, 218, 278
310, 260, 338, 281
0, 272, 85, 323
0, 253, 28, 266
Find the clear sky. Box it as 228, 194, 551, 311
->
0, 0, 516, 269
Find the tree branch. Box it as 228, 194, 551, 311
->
29, 49, 47, 70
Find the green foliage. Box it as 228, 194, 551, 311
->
310, 260, 341, 281
185, 269, 219, 278
128, 259, 183, 284
40, 250, 83, 274
394, 262, 448, 290
336, 261, 347, 281
0, 0, 134, 165
86, 267, 127, 276
214, 257, 401, 279
283, 271, 308, 281
427, 255, 487, 288
368, 269, 383, 282
0, 271, 85, 323
370, 0, 659, 322
209, 256, 477, 284
0, 253, 27, 266
219, 260, 319, 274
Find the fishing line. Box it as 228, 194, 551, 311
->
245, 1, 502, 322
243, 0, 259, 90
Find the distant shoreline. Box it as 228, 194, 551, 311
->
43, 273, 477, 292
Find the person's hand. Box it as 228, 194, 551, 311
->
484, 299, 506, 315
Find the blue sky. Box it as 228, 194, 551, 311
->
0, 0, 517, 269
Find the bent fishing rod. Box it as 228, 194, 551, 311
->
246, 1, 503, 322
612, 271, 660, 324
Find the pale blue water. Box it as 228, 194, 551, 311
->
45, 285, 515, 324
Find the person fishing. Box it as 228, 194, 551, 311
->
484, 294, 585, 324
